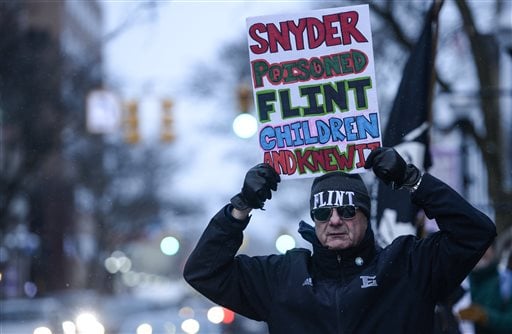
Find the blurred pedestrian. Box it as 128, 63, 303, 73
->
183, 147, 496, 334
457, 244, 512, 334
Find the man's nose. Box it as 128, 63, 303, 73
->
328, 208, 344, 225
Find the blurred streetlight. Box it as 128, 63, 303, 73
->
160, 236, 180, 256
232, 113, 258, 138
275, 234, 296, 254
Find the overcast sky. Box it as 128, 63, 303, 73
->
103, 1, 313, 97
102, 1, 320, 251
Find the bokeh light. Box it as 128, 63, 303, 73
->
181, 318, 200, 334
207, 306, 224, 324
160, 236, 180, 256
33, 327, 52, 334
232, 113, 258, 138
136, 323, 152, 334
275, 234, 296, 254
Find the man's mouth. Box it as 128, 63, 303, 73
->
328, 232, 347, 237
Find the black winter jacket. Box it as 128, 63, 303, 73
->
183, 174, 496, 334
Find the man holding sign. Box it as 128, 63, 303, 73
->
184, 5, 495, 333
184, 147, 495, 333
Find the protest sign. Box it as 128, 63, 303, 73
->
246, 4, 382, 179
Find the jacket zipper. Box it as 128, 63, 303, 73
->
336, 252, 344, 334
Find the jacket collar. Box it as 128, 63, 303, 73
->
298, 220, 378, 279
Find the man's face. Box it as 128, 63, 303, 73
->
314, 207, 368, 250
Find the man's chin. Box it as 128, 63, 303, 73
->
326, 241, 352, 250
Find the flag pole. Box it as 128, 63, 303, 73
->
427, 0, 444, 131
418, 0, 444, 238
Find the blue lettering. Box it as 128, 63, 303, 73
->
302, 121, 319, 145
315, 119, 331, 144
274, 124, 294, 148
344, 117, 358, 141
329, 117, 346, 142
355, 113, 380, 139
291, 121, 305, 146
260, 126, 276, 150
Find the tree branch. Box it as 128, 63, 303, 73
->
369, 1, 452, 92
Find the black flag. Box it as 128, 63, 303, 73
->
372, 2, 442, 246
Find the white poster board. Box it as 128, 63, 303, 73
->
246, 5, 382, 179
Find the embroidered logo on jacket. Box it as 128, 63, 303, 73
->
360, 275, 378, 288
302, 277, 313, 287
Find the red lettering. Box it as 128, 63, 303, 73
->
332, 145, 356, 170
354, 144, 367, 168
263, 150, 298, 175
358, 142, 381, 168
322, 148, 339, 171
368, 142, 381, 150
338, 12, 368, 45
310, 150, 324, 170
271, 150, 288, 174
263, 151, 274, 167
352, 142, 381, 168
284, 150, 297, 175
249, 23, 269, 54
306, 17, 325, 49
265, 143, 379, 177
287, 19, 307, 50
322, 14, 342, 46
248, 11, 368, 55
267, 22, 292, 53
295, 149, 316, 174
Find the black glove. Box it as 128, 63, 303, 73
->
230, 163, 281, 210
364, 147, 422, 190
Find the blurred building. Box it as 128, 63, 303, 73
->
0, 0, 103, 298
24, 1, 103, 61
24, 0, 104, 94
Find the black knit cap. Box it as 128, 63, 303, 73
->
310, 172, 371, 220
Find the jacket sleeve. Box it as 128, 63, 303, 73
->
183, 204, 279, 321
408, 173, 497, 301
